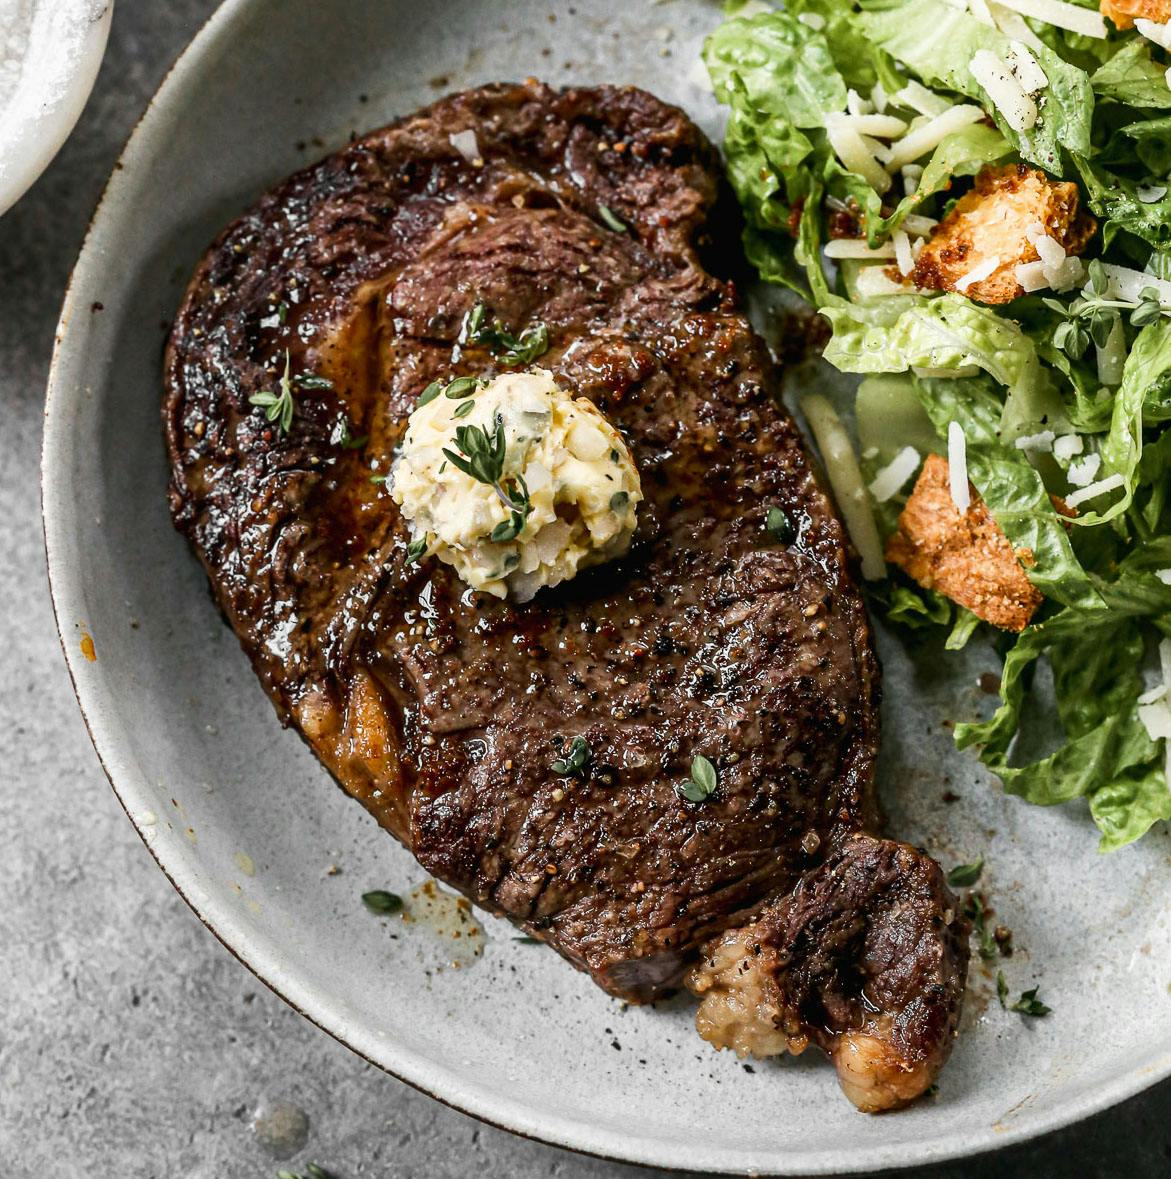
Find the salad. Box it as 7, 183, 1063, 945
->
702, 0, 1171, 849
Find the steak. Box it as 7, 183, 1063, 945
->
164, 80, 968, 1108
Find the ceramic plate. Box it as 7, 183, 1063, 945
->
42, 0, 1171, 1172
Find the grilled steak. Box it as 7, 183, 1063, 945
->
164, 80, 968, 1108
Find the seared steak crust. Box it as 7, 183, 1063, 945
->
689, 835, 969, 1111
165, 82, 889, 1005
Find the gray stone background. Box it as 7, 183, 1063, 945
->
3, 2, 1170, 1175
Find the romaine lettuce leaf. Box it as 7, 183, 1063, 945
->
1089, 759, 1171, 852
1116, 114, 1171, 176
859, 0, 1094, 173
956, 540, 1171, 849
786, 0, 907, 92
1072, 319, 1171, 527
822, 293, 1040, 387
1074, 155, 1171, 252
887, 584, 953, 628
1091, 40, 1171, 109
705, 9, 848, 128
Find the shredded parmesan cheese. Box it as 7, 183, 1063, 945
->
1014, 259, 1050, 292
893, 80, 953, 116
955, 254, 1002, 290
1031, 232, 1066, 268
1137, 184, 1169, 204
992, 0, 1106, 37
847, 88, 874, 116
1100, 263, 1171, 305
970, 50, 1038, 132
1136, 17, 1171, 51
824, 239, 897, 259
1156, 569, 1171, 586
1052, 434, 1084, 462
1064, 471, 1124, 508
868, 446, 922, 502
1014, 429, 1056, 453
901, 213, 940, 236
948, 422, 970, 514
990, 3, 1047, 52
1007, 41, 1048, 92
1097, 316, 1126, 385
893, 230, 915, 276
1067, 453, 1102, 487
883, 105, 984, 170
826, 115, 892, 193
844, 112, 909, 137
854, 266, 912, 298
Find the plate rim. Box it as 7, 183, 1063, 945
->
39, 0, 1171, 1171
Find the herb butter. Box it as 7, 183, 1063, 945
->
391, 369, 641, 600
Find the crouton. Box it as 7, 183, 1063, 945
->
885, 453, 1043, 632
907, 164, 1095, 305
1101, 0, 1171, 28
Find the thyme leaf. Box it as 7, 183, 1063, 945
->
963, 893, 998, 961
1010, 986, 1052, 1017
947, 856, 984, 888
442, 413, 533, 542
765, 506, 795, 545
444, 375, 478, 399
361, 890, 403, 915
552, 735, 593, 777
248, 350, 296, 434
463, 302, 550, 366
597, 203, 628, 233
676, 754, 718, 803
295, 372, 334, 391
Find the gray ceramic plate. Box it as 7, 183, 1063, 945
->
42, 0, 1171, 1173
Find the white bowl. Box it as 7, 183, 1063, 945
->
0, 0, 114, 216
41, 0, 1171, 1172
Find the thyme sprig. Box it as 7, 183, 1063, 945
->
441, 413, 533, 542
463, 302, 549, 366
997, 971, 1051, 1017
249, 351, 334, 435
963, 892, 999, 961
249, 350, 297, 434
1046, 260, 1166, 360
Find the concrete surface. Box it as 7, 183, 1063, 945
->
2, 3, 1170, 1176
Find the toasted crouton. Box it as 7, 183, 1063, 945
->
885, 454, 1043, 632
1101, 0, 1171, 28
907, 164, 1095, 305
